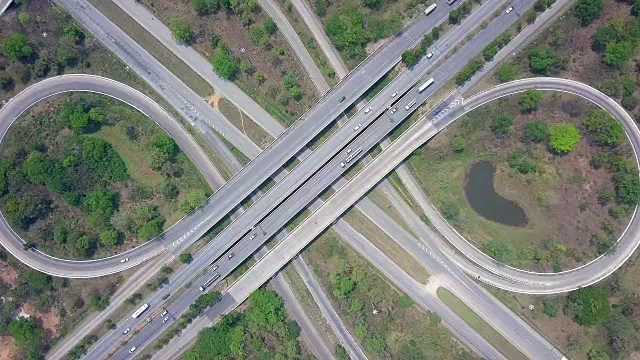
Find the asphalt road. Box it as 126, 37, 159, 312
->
0, 0, 11, 16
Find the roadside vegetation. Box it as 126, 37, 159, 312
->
314, 0, 427, 69
407, 91, 636, 272
0, 93, 210, 259
0, 251, 124, 360
140, 0, 318, 126
183, 287, 314, 359
303, 230, 477, 359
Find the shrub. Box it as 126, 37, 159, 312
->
441, 201, 460, 222
583, 109, 625, 147
519, 90, 543, 113
170, 20, 194, 44
491, 115, 513, 136
621, 94, 639, 111
542, 301, 558, 317
2, 33, 32, 61
496, 63, 517, 83
528, 47, 561, 75
523, 120, 549, 143
397, 295, 413, 308
548, 123, 580, 154
192, 0, 219, 15
211, 43, 238, 80
567, 286, 610, 325
613, 172, 640, 206
455, 58, 484, 85
574, 0, 603, 26
451, 137, 465, 153
263, 18, 277, 35
180, 253, 193, 264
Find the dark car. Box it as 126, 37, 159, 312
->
339, 96, 346, 103
433, 107, 441, 116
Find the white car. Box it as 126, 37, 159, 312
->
340, 162, 345, 168
161, 310, 167, 317
122, 328, 130, 335
120, 258, 129, 263
364, 107, 372, 114
129, 346, 137, 354
346, 149, 352, 154
426, 52, 434, 59
389, 107, 397, 114
353, 124, 361, 131
391, 91, 398, 97
506, 6, 513, 13
249, 234, 255, 240
211, 264, 218, 271
163, 317, 169, 323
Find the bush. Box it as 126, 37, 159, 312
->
455, 58, 484, 85
519, 90, 543, 113
211, 42, 238, 80
180, 252, 193, 264
491, 115, 513, 136
567, 286, 610, 325
179, 189, 209, 214
88, 295, 109, 311
263, 18, 277, 35
2, 33, 33, 61
451, 137, 465, 153
171, 20, 194, 44
496, 63, 517, 83
542, 300, 558, 317
583, 109, 625, 147
621, 94, 639, 111
574, 0, 603, 26
523, 120, 549, 143
192, 0, 219, 15
483, 239, 515, 265
548, 123, 581, 154
528, 47, 561, 75
613, 172, 640, 206
441, 201, 460, 222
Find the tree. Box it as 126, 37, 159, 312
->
179, 189, 209, 214
239, 59, 253, 74
263, 18, 277, 35
528, 47, 560, 75
69, 109, 91, 133
491, 115, 513, 136
150, 134, 178, 170
211, 43, 238, 80
583, 109, 625, 147
246, 288, 285, 328
604, 41, 635, 68
22, 152, 50, 185
75, 235, 96, 258
567, 286, 610, 325
8, 317, 43, 359
588, 349, 610, 360
249, 23, 268, 48
401, 49, 421, 67
483, 239, 515, 264
83, 187, 118, 220
331, 273, 355, 299
20, 269, 52, 293
171, 20, 194, 44
605, 313, 637, 355
496, 63, 517, 83
2, 33, 32, 61
99, 229, 121, 246
524, 120, 549, 143
88, 295, 109, 311
363, 0, 383, 9
451, 137, 465, 153
548, 123, 581, 154
138, 218, 164, 241
192, 0, 219, 15
519, 90, 544, 113
180, 252, 193, 264
574, 0, 603, 26
613, 172, 640, 206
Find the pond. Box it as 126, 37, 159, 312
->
464, 160, 528, 227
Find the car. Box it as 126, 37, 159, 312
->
340, 162, 345, 168
120, 258, 129, 263
426, 52, 434, 59
389, 107, 397, 114
353, 124, 361, 131
163, 317, 169, 323
211, 265, 219, 271
161, 310, 168, 317
391, 91, 398, 97
227, 253, 235, 260
339, 95, 346, 103
146, 317, 152, 323
161, 293, 171, 300
249, 234, 255, 240
364, 106, 372, 114
129, 346, 137, 354
346, 149, 352, 154
122, 328, 130, 335
506, 6, 513, 13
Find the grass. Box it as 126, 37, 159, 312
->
437, 287, 528, 360
364, 186, 417, 238
85, 0, 214, 97
343, 209, 429, 284
304, 230, 477, 359
217, 98, 273, 149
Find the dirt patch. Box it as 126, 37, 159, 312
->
23, 302, 60, 338
0, 336, 18, 360
208, 94, 222, 109
0, 265, 18, 288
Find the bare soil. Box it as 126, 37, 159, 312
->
0, 264, 18, 288
23, 302, 61, 338
0, 336, 18, 360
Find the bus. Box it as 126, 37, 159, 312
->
199, 273, 221, 291
418, 78, 435, 93
424, 3, 437, 15
132, 303, 149, 319
405, 99, 417, 111
447, 0, 457, 5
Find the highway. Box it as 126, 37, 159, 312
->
0, 0, 11, 16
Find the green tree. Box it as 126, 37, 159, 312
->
528, 47, 560, 75
263, 18, 277, 35
192, 0, 219, 15
491, 115, 513, 136
8, 317, 43, 359
588, 349, 610, 360
548, 123, 581, 154
83, 187, 118, 222
524, 120, 549, 143
211, 43, 238, 80
22, 152, 51, 185
496, 63, 517, 83
75, 235, 96, 258
451, 137, 466, 153
99, 229, 121, 246
88, 295, 109, 311
519, 90, 544, 113
246, 288, 285, 328
249, 23, 268, 48
567, 286, 610, 325
331, 273, 355, 299
363, 0, 383, 9
574, 0, 603, 26
179, 189, 209, 214
483, 239, 515, 264
171, 20, 194, 44
20, 269, 52, 293
605, 313, 637, 355
542, 300, 558, 317
180, 252, 193, 264
2, 33, 32, 60
401, 49, 421, 67
150, 134, 178, 170
69, 109, 91, 133
583, 109, 625, 147
604, 41, 635, 68
613, 172, 640, 206
138, 218, 164, 241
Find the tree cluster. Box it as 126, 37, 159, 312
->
449, 1, 474, 24
401, 26, 441, 67
592, 17, 640, 68
483, 32, 512, 61
455, 58, 484, 85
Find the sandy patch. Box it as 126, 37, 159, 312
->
208, 94, 222, 109
23, 303, 60, 337
0, 336, 18, 360
0, 265, 18, 288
